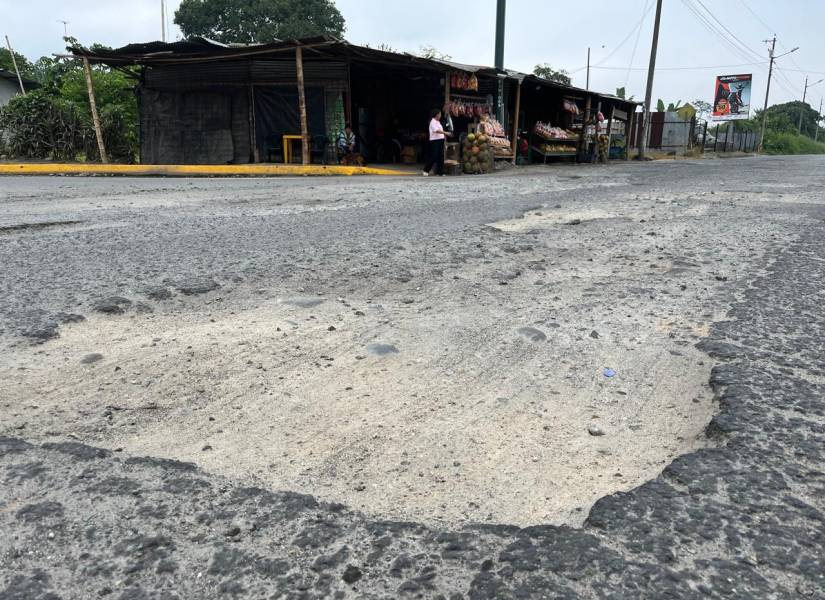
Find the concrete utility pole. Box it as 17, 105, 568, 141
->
494, 0, 506, 123
4, 35, 27, 95
161, 0, 167, 42
759, 38, 798, 151
816, 98, 823, 143
759, 37, 776, 152
638, 0, 663, 160
798, 77, 823, 135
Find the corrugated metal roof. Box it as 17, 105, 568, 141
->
0, 69, 40, 88
69, 37, 639, 105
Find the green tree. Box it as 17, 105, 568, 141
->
0, 39, 139, 163
747, 102, 822, 137
0, 47, 34, 79
174, 0, 346, 44
533, 64, 571, 86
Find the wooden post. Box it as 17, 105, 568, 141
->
295, 46, 310, 165
83, 57, 108, 164
4, 35, 26, 96
606, 105, 615, 161
249, 85, 259, 163
444, 71, 450, 105
511, 82, 521, 164
626, 108, 635, 160
579, 95, 592, 159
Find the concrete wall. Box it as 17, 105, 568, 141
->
0, 79, 21, 107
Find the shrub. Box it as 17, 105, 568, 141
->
0, 84, 137, 163
0, 90, 93, 160
763, 131, 825, 156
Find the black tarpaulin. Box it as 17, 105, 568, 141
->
139, 88, 250, 165
253, 86, 325, 161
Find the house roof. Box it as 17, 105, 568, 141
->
0, 68, 39, 88
69, 37, 638, 106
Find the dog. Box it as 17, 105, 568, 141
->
341, 152, 365, 167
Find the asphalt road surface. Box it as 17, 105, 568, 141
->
1, 157, 824, 599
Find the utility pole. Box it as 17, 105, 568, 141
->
57, 20, 69, 38
816, 98, 823, 143
759, 37, 798, 151
161, 0, 167, 42
638, 0, 663, 160
586, 47, 591, 90
494, 0, 506, 123
798, 77, 824, 135
4, 36, 26, 95
798, 76, 808, 135
759, 37, 776, 152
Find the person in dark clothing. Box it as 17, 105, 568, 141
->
423, 109, 450, 176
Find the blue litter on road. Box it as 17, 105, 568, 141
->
603, 368, 616, 378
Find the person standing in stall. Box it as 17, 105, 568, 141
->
423, 108, 451, 176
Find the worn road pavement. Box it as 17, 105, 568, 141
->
1, 157, 824, 599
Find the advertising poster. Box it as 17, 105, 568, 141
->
712, 74, 753, 120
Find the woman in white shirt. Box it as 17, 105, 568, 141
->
423, 109, 451, 176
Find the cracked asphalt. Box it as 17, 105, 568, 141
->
1, 157, 824, 599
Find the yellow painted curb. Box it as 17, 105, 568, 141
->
0, 163, 407, 177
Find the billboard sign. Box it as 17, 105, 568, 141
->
712, 74, 752, 120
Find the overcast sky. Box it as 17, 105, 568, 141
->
3, 1, 824, 112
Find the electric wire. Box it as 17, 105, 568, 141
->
624, 0, 653, 88
569, 2, 656, 74
736, 0, 773, 34
679, 0, 761, 66
591, 62, 767, 72
692, 0, 765, 61
680, 0, 805, 104
734, 0, 809, 101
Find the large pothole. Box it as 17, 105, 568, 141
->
5, 195, 768, 528
2, 287, 716, 528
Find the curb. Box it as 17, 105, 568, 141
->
0, 163, 406, 177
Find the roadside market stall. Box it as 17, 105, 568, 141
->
70, 37, 636, 168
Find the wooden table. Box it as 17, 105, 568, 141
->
283, 134, 303, 164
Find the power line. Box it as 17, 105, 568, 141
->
592, 2, 656, 68
736, 0, 773, 33
735, 0, 807, 94
590, 62, 766, 72
680, 0, 804, 104
778, 68, 825, 76
692, 0, 764, 61
569, 2, 656, 74
773, 65, 805, 98
625, 0, 653, 87
680, 0, 760, 65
